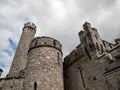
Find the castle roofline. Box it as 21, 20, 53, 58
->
34, 36, 61, 44
29, 36, 62, 54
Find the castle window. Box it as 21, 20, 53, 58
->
78, 67, 85, 88
100, 44, 104, 53
34, 82, 37, 90
103, 41, 106, 47
53, 40, 56, 46
96, 43, 99, 51
84, 47, 91, 60
57, 52, 60, 64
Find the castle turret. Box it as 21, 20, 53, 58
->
0, 68, 3, 77
8, 22, 36, 77
78, 22, 106, 59
23, 37, 64, 90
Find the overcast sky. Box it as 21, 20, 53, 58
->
0, 0, 120, 77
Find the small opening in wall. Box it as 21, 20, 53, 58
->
34, 39, 37, 46
53, 40, 56, 46
34, 82, 37, 90
100, 44, 104, 53
44, 42, 47, 44
93, 76, 97, 80
109, 43, 112, 49
57, 52, 60, 63
103, 41, 106, 47
84, 47, 91, 60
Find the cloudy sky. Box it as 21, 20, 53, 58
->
0, 0, 120, 77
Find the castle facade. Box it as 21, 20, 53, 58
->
0, 22, 120, 90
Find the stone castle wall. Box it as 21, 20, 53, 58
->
0, 77, 24, 90
64, 22, 120, 90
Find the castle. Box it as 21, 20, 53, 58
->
0, 22, 120, 90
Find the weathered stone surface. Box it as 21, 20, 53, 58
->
64, 22, 120, 90
23, 37, 63, 90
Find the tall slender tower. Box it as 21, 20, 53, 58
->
23, 37, 64, 90
78, 22, 105, 59
7, 22, 36, 77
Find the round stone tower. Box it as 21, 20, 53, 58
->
0, 68, 3, 77
8, 22, 36, 77
23, 37, 64, 90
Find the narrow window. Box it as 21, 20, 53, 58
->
64, 76, 69, 90
78, 67, 85, 88
57, 52, 60, 64
103, 41, 106, 47
53, 40, 56, 46
34, 82, 37, 90
100, 44, 104, 53
84, 47, 91, 60
96, 43, 99, 51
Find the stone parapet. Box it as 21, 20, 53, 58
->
29, 36, 62, 53
23, 22, 36, 33
64, 44, 84, 68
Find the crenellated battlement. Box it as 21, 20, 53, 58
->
29, 36, 62, 53
64, 44, 84, 68
102, 38, 120, 52
23, 22, 36, 33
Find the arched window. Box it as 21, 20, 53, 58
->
34, 82, 37, 90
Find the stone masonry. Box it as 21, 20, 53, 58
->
0, 22, 120, 90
